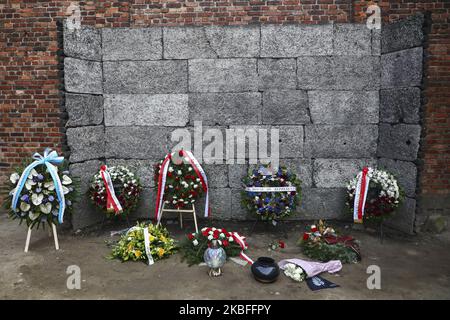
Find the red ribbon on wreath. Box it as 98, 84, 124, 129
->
353, 167, 370, 223
154, 150, 210, 223
100, 165, 123, 214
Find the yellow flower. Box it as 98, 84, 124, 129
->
134, 250, 142, 258
160, 235, 167, 243
149, 234, 155, 242
157, 248, 165, 257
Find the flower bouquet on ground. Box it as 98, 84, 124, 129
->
4, 149, 77, 229
241, 165, 301, 225
180, 227, 248, 266
89, 165, 142, 218
299, 220, 361, 264
346, 167, 404, 223
283, 263, 307, 283
108, 222, 177, 263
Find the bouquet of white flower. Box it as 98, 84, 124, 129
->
283, 263, 307, 282
4, 149, 78, 229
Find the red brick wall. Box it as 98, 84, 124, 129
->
1, 1, 449, 210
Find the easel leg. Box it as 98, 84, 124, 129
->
24, 227, 32, 253
179, 209, 183, 229
157, 203, 165, 227
52, 223, 60, 250
192, 204, 198, 233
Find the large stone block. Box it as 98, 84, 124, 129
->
102, 28, 162, 60
105, 127, 171, 159
230, 188, 251, 220
382, 13, 425, 54
63, 25, 101, 60
64, 58, 102, 94
279, 158, 313, 188
277, 125, 304, 159
228, 164, 248, 189
380, 88, 421, 124
131, 188, 156, 220
313, 159, 377, 188
262, 90, 310, 125
65, 93, 103, 127
309, 91, 379, 124
71, 196, 103, 230
106, 159, 157, 188
261, 24, 332, 57
196, 188, 232, 220
297, 56, 380, 90
377, 124, 421, 161
258, 59, 297, 90
378, 158, 417, 197
189, 59, 258, 93
333, 24, 372, 56
69, 160, 103, 195
226, 125, 265, 162
189, 92, 261, 126
305, 125, 378, 158
381, 47, 423, 88
299, 188, 347, 220
385, 197, 416, 234
103, 60, 188, 94
66, 126, 105, 163
203, 164, 229, 188
371, 29, 381, 56
104, 94, 188, 127
163, 26, 259, 59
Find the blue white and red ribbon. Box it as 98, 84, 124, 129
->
245, 186, 297, 192
100, 165, 123, 214
11, 148, 66, 224
353, 167, 370, 223
154, 150, 210, 223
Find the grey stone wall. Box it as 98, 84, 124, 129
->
378, 14, 425, 234
63, 19, 423, 232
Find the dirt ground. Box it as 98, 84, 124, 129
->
1, 214, 450, 300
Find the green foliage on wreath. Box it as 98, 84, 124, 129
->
3, 159, 79, 229
299, 221, 360, 264
298, 240, 359, 264
89, 166, 142, 218
180, 228, 243, 266
154, 154, 204, 209
346, 167, 404, 222
108, 222, 177, 263
241, 165, 301, 222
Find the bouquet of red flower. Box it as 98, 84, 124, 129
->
153, 151, 204, 210
180, 227, 247, 266
299, 220, 361, 264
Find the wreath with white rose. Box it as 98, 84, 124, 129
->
346, 167, 404, 221
4, 162, 77, 229
153, 154, 204, 209
89, 166, 142, 218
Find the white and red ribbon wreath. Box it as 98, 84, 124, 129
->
353, 167, 370, 223
231, 232, 254, 265
155, 150, 210, 223
100, 165, 123, 214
